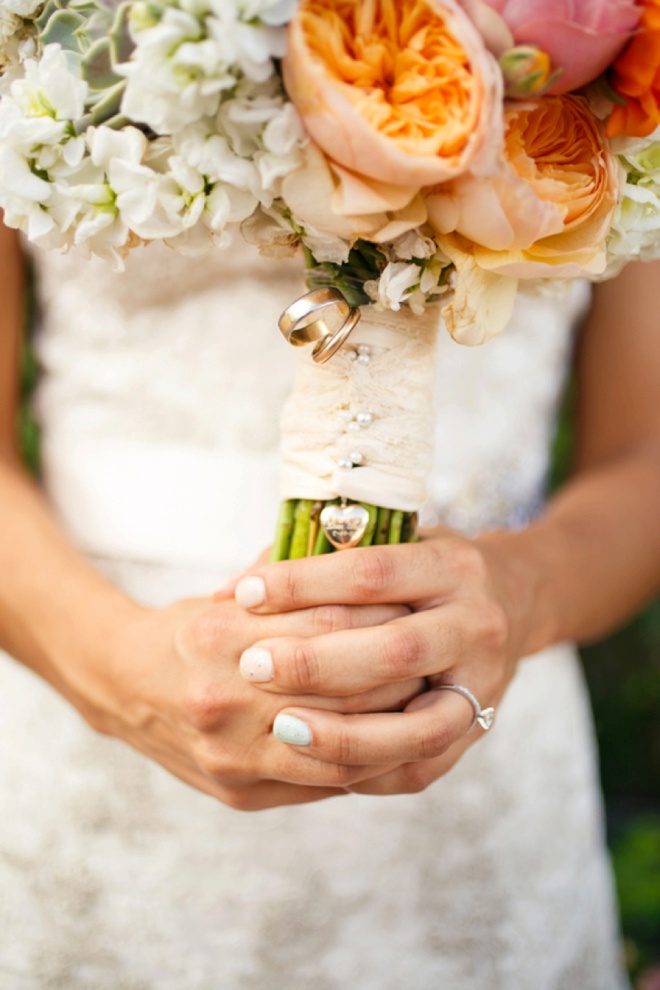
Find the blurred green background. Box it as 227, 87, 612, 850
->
19, 302, 659, 984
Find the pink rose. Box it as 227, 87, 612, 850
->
471, 0, 641, 92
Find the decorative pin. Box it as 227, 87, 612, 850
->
320, 503, 370, 549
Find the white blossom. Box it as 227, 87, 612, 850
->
605, 129, 660, 276
365, 258, 448, 314
0, 0, 40, 71
119, 0, 291, 134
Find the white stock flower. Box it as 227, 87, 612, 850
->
0, 0, 40, 70
605, 129, 660, 276
389, 229, 437, 261
119, 0, 290, 135
0, 45, 91, 246
241, 203, 300, 258
366, 259, 448, 314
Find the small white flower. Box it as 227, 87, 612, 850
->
605, 129, 660, 275
390, 229, 437, 261
241, 203, 300, 258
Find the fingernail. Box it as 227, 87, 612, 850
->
239, 647, 273, 683
273, 714, 312, 747
235, 576, 266, 609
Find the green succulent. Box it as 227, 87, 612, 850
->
35, 0, 135, 129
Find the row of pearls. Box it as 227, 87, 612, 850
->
338, 345, 374, 471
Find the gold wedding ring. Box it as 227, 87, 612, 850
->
278, 287, 361, 364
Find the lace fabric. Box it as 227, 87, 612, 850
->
0, 239, 628, 988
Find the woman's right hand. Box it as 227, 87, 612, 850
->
79, 594, 421, 811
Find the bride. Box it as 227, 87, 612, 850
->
0, 213, 657, 987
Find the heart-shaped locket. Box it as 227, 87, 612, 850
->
320, 503, 369, 550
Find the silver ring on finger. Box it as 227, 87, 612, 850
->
437, 684, 496, 733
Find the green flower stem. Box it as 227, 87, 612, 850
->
374, 507, 391, 545
357, 503, 378, 548
271, 501, 416, 558
312, 523, 334, 555
401, 511, 419, 545
270, 499, 295, 563
387, 510, 405, 545
289, 499, 315, 559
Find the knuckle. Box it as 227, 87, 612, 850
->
348, 548, 396, 599
291, 641, 321, 691
332, 723, 359, 765
401, 763, 432, 795
182, 682, 226, 733
181, 610, 226, 661
195, 742, 233, 780
381, 626, 426, 679
479, 603, 510, 653
321, 762, 357, 788
452, 542, 488, 584
283, 566, 304, 609
310, 604, 352, 636
219, 786, 260, 813
417, 721, 452, 761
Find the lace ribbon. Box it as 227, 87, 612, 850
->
279, 305, 441, 511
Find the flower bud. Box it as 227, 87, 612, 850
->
499, 45, 557, 98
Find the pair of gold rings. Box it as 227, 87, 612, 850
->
278, 288, 361, 364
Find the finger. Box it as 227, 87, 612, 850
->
211, 548, 272, 602
269, 689, 476, 767
258, 602, 410, 640
265, 744, 403, 790
348, 728, 477, 796
233, 541, 466, 614
239, 605, 470, 696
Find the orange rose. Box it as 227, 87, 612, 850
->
282, 0, 503, 189
431, 95, 620, 344
608, 0, 660, 138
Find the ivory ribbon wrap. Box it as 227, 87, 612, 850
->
280, 305, 441, 512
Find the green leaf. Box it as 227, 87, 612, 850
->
109, 3, 136, 64
39, 9, 86, 51
81, 37, 122, 89
87, 80, 125, 125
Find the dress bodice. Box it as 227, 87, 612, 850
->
32, 238, 589, 578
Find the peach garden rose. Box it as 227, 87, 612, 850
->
427, 95, 621, 342
282, 0, 504, 201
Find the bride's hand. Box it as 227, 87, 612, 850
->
89, 595, 422, 810
232, 529, 534, 795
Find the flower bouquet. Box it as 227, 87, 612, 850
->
2, 0, 660, 559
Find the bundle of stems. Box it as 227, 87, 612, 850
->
270, 499, 419, 562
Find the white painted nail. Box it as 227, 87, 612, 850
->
273, 714, 312, 747
235, 576, 266, 609
239, 647, 273, 683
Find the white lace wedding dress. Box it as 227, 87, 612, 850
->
0, 241, 628, 989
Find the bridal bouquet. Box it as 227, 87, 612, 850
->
2, 0, 660, 558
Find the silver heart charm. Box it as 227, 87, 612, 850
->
477, 707, 495, 731
320, 503, 369, 550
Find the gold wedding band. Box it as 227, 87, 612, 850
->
278, 288, 361, 364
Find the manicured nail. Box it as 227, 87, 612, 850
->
273, 714, 312, 747
239, 647, 273, 683
235, 576, 266, 609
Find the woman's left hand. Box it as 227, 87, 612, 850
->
230, 528, 536, 795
